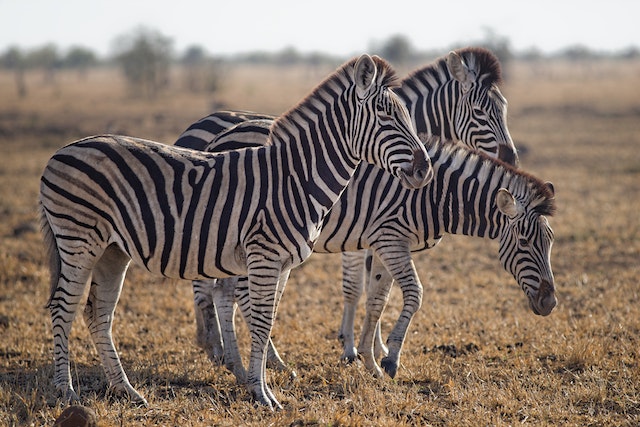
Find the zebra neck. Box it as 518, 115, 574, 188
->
428, 143, 507, 240
397, 72, 457, 141
267, 107, 359, 220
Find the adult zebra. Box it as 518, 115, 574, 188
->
192, 120, 556, 382
38, 54, 433, 410
179, 47, 522, 374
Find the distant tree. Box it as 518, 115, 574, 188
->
473, 28, 513, 80
275, 46, 301, 65
378, 34, 413, 65
113, 27, 173, 98
1, 46, 27, 97
619, 46, 640, 59
182, 45, 206, 65
26, 44, 60, 84
180, 44, 221, 94
561, 44, 595, 60
63, 46, 98, 79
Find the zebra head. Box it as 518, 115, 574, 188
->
446, 48, 519, 167
496, 182, 556, 316
351, 54, 433, 189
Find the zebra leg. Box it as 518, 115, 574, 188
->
192, 279, 225, 366
362, 251, 390, 360
338, 251, 366, 363
245, 257, 287, 410
49, 264, 93, 403
357, 255, 394, 378
231, 277, 294, 379
375, 250, 423, 379
215, 277, 247, 383
83, 244, 147, 406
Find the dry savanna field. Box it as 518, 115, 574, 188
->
0, 57, 639, 426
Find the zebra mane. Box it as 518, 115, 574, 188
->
427, 137, 556, 217
269, 55, 400, 141
405, 46, 503, 88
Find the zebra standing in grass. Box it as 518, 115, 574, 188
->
190, 120, 556, 382
38, 54, 433, 410
179, 47, 521, 373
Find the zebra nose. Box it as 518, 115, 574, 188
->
498, 145, 520, 168
533, 279, 557, 316
411, 148, 433, 187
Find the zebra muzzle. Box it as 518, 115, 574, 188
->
398, 148, 433, 189
530, 279, 557, 316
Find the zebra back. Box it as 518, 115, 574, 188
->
176, 110, 275, 150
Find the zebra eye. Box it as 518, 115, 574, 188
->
518, 238, 529, 247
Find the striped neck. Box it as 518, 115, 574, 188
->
396, 58, 457, 141
426, 141, 547, 239
265, 68, 360, 221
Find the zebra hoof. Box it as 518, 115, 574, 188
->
380, 357, 398, 379
340, 348, 359, 364
61, 388, 80, 405
108, 386, 148, 407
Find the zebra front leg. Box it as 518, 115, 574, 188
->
357, 255, 394, 378
377, 254, 423, 379
231, 277, 294, 379
339, 251, 366, 363
193, 279, 225, 366
84, 245, 147, 406
245, 258, 288, 410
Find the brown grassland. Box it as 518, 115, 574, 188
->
0, 57, 639, 426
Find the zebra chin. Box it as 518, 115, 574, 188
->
396, 148, 434, 189
528, 279, 557, 316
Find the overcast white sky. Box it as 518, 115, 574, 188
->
1, 0, 638, 57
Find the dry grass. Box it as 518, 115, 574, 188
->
1, 58, 639, 426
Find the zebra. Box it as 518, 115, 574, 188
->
38, 54, 433, 410
175, 109, 275, 151
179, 47, 522, 376
187, 118, 556, 382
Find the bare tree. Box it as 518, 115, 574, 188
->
378, 34, 413, 65
64, 46, 98, 79
26, 44, 59, 84
1, 46, 27, 97
113, 27, 173, 99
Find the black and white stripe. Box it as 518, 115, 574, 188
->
38, 54, 432, 410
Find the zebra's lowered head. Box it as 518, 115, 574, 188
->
496, 180, 556, 316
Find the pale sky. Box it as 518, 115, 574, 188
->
1, 0, 638, 57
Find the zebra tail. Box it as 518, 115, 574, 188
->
38, 200, 60, 309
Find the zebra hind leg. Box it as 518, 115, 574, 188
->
83, 244, 147, 406
338, 251, 367, 363
215, 277, 247, 383
49, 265, 93, 404
193, 279, 225, 366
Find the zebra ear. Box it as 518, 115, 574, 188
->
446, 51, 474, 92
354, 54, 377, 99
545, 181, 555, 198
496, 188, 519, 218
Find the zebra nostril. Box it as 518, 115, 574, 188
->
412, 148, 432, 183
